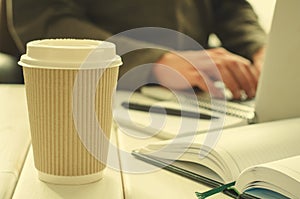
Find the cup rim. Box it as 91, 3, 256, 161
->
18, 39, 122, 69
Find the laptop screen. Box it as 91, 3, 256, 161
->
254, 0, 300, 123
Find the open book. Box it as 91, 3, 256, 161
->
132, 117, 300, 198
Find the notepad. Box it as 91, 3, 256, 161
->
113, 90, 246, 139
140, 86, 255, 120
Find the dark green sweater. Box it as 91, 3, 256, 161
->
10, 0, 266, 89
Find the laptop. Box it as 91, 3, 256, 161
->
253, 0, 300, 123
140, 0, 300, 124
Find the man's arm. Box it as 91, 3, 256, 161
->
211, 0, 267, 61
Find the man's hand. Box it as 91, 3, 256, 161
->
153, 47, 259, 99
252, 47, 266, 72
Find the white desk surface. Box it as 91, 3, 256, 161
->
0, 85, 31, 199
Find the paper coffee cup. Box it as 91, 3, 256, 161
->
19, 39, 122, 184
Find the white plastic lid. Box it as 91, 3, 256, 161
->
19, 39, 122, 69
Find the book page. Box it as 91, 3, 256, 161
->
137, 118, 300, 183
236, 155, 300, 198
214, 118, 300, 179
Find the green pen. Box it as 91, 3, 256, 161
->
195, 181, 237, 199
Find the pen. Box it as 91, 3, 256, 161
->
195, 181, 236, 199
121, 102, 218, 120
